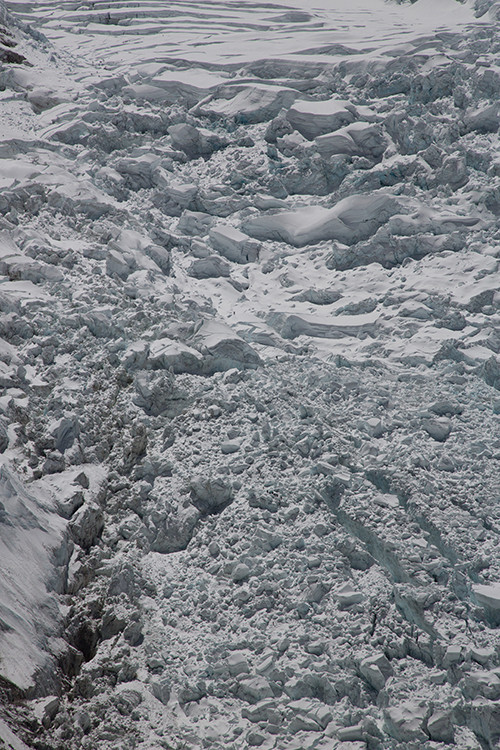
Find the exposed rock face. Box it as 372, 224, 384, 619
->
1, 1, 500, 749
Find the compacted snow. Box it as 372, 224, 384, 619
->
0, 0, 499, 748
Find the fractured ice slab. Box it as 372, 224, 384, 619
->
164, 181, 198, 208
209, 225, 260, 264
168, 123, 228, 159
384, 701, 428, 743
473, 583, 500, 610
464, 103, 500, 134
148, 338, 203, 374
275, 311, 380, 340
286, 97, 357, 140
144, 68, 228, 106
315, 121, 387, 159
177, 210, 215, 236
195, 84, 298, 124
337, 582, 364, 606
0, 467, 67, 692
189, 476, 233, 516
122, 82, 176, 103
243, 192, 400, 247
190, 319, 261, 372
188, 255, 231, 279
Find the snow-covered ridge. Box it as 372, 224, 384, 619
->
0, 0, 499, 748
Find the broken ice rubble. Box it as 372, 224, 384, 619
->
0, 0, 499, 748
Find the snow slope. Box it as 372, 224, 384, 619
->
0, 0, 499, 748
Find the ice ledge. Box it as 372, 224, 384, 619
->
0, 465, 68, 694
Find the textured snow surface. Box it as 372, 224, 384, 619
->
0, 0, 499, 748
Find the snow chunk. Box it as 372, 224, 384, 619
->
151, 677, 171, 705
27, 87, 66, 113
427, 711, 454, 743
114, 154, 160, 189
462, 670, 500, 701
177, 210, 215, 236
42, 117, 90, 145
69, 503, 103, 550
133, 372, 186, 417
164, 181, 198, 208
288, 699, 332, 730
227, 652, 249, 677
122, 83, 174, 103
359, 654, 393, 691
422, 417, 451, 442
232, 563, 251, 582
150, 505, 200, 554
48, 415, 79, 453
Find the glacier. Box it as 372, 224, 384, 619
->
0, 0, 499, 748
